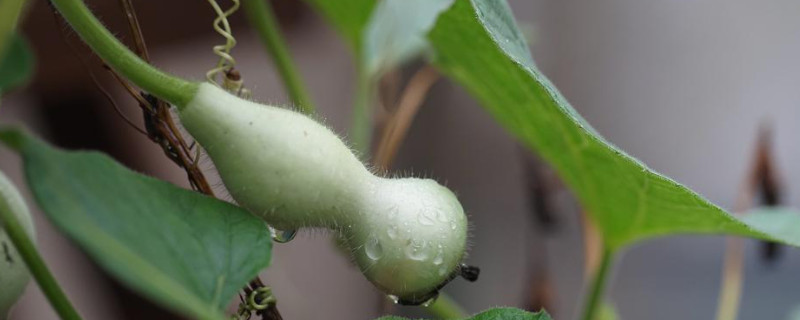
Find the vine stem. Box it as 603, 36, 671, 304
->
242, 0, 315, 114
350, 63, 374, 157
0, 188, 82, 320
425, 293, 467, 319
580, 247, 613, 320
49, 0, 198, 107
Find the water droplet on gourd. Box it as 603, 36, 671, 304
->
405, 239, 429, 261
449, 220, 457, 230
438, 265, 448, 276
387, 225, 399, 239
270, 227, 297, 243
387, 205, 399, 219
436, 209, 448, 222
418, 209, 435, 226
365, 236, 384, 260
433, 247, 444, 265
421, 294, 439, 307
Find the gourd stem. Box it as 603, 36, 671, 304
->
0, 184, 83, 320
580, 247, 614, 320
242, 0, 315, 114
49, 0, 198, 107
425, 292, 467, 319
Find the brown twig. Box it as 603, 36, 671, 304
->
373, 66, 440, 171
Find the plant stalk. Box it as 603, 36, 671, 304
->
425, 292, 467, 319
350, 63, 373, 157
242, 0, 315, 114
0, 187, 82, 320
580, 247, 613, 320
49, 0, 198, 107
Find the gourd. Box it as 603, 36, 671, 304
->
49, 0, 476, 305
0, 171, 35, 319
181, 83, 469, 303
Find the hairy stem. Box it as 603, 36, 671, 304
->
49, 0, 198, 107
425, 292, 467, 319
0, 184, 82, 320
580, 247, 613, 320
242, 0, 315, 114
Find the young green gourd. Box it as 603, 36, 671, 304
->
181, 83, 469, 303
50, 0, 477, 305
0, 171, 35, 319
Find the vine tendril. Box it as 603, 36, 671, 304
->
205, 0, 251, 99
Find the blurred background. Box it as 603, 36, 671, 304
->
2, 0, 800, 319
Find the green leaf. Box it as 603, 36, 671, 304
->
0, 33, 33, 95
739, 207, 800, 245
362, 0, 453, 75
376, 307, 552, 320
303, 0, 376, 50
426, 0, 800, 249
0, 128, 272, 320
306, 0, 453, 76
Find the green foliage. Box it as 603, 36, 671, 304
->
427, 0, 800, 250
363, 0, 453, 75
305, 0, 800, 251
376, 307, 551, 320
0, 128, 272, 320
303, 0, 376, 50
0, 33, 33, 95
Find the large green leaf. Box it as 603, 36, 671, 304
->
0, 128, 272, 320
426, 0, 800, 249
377, 308, 551, 320
0, 33, 33, 95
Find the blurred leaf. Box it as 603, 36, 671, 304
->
376, 308, 551, 320
427, 0, 800, 249
740, 207, 800, 245
303, 0, 376, 49
363, 0, 453, 75
305, 0, 453, 77
0, 33, 33, 95
0, 128, 272, 320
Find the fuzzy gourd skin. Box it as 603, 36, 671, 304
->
0, 171, 35, 319
179, 83, 468, 302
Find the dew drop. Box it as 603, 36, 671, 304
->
365, 236, 384, 260
449, 220, 458, 230
418, 210, 435, 226
387, 294, 399, 304
433, 247, 444, 265
387, 225, 399, 239
270, 226, 297, 243
436, 209, 448, 222
438, 265, 448, 276
405, 239, 429, 261
421, 293, 439, 307
386, 205, 399, 219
